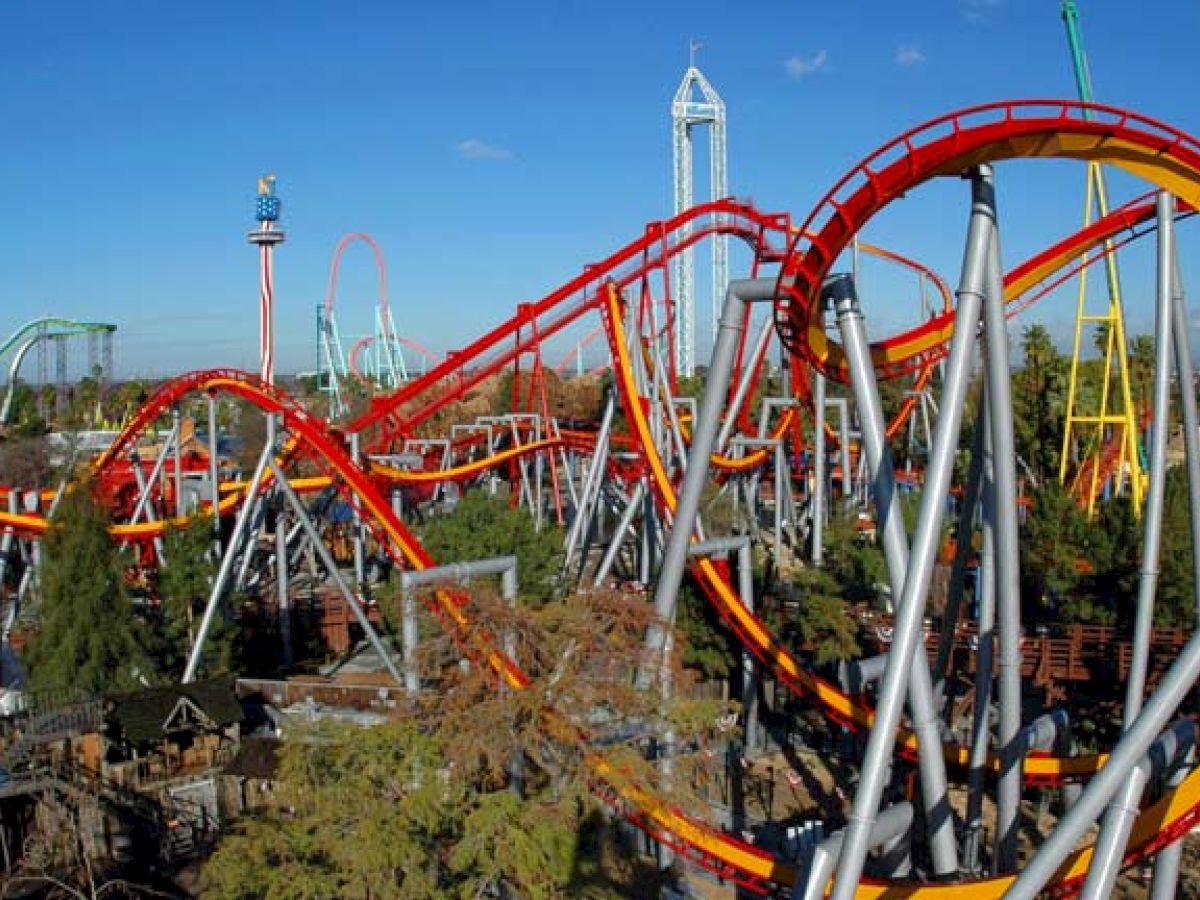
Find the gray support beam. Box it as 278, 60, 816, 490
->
207, 393, 220, 524
401, 586, 419, 695
533, 418, 545, 531
1150, 746, 1194, 900
981, 195, 1023, 873
716, 314, 775, 453
831, 264, 971, 886
233, 489, 266, 594
812, 368, 827, 565
1080, 719, 1196, 900
129, 451, 167, 566
648, 341, 690, 474
1169, 256, 1200, 623
129, 420, 180, 525
736, 541, 757, 753
184, 417, 275, 683
758, 397, 799, 439
796, 803, 913, 900
271, 455, 404, 688
172, 406, 183, 517
350, 433, 367, 593
838, 654, 887, 695
1081, 766, 1150, 899
775, 442, 786, 554
1123, 191, 1176, 727
639, 278, 777, 686
1023, 709, 1070, 754
593, 480, 646, 588
731, 436, 784, 552
933, 420, 985, 710
547, 419, 578, 515
389, 489, 417, 692
562, 393, 614, 571
964, 400, 996, 873
831, 168, 996, 896
1154, 251, 1200, 900
15, 487, 44, 609
639, 482, 655, 587
400, 556, 518, 593
276, 500, 292, 670
828, 397, 851, 505
1082, 191, 1178, 894
1007, 630, 1200, 898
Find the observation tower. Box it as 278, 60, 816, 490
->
671, 57, 728, 378
249, 174, 286, 386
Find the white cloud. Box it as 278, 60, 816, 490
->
895, 45, 926, 67
784, 50, 828, 79
456, 138, 514, 161
960, 0, 1002, 24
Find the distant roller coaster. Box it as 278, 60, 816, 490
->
0, 317, 116, 425
316, 233, 438, 418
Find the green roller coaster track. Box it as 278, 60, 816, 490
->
0, 317, 117, 425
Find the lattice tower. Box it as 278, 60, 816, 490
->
672, 64, 727, 378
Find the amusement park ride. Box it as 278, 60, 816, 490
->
0, 317, 115, 425
6, 12, 1200, 900
315, 231, 439, 418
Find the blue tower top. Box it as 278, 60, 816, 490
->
255, 173, 281, 223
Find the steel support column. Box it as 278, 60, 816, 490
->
271, 456, 403, 688
933, 420, 985, 709
184, 417, 275, 683
276, 500, 292, 670
964, 397, 996, 873
1081, 191, 1177, 895
207, 393, 220, 531
831, 168, 996, 895
639, 279, 777, 686
593, 480, 646, 588
1007, 592, 1200, 893
980, 184, 1023, 873
1170, 257, 1200, 622
812, 368, 827, 565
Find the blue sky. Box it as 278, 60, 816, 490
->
2, 0, 1199, 378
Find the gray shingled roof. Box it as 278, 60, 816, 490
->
108, 678, 243, 746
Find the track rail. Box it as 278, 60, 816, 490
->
776, 100, 1200, 380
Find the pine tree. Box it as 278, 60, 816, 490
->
676, 582, 739, 680
24, 477, 155, 699
788, 563, 862, 665
202, 589, 714, 898
418, 490, 564, 604
1013, 323, 1068, 483
155, 513, 232, 680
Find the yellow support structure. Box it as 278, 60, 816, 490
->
1058, 0, 1144, 518
1058, 159, 1144, 517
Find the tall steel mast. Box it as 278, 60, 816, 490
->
672, 55, 727, 379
